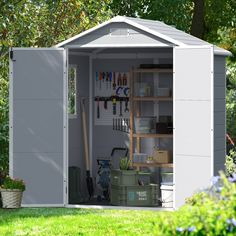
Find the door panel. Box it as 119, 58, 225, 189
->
174, 47, 213, 208
10, 48, 66, 205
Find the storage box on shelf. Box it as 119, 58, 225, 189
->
153, 150, 172, 164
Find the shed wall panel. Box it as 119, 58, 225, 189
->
213, 55, 226, 175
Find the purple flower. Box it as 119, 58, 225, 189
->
188, 226, 196, 232
228, 173, 236, 183
231, 218, 236, 227
212, 176, 220, 185
226, 218, 236, 227
176, 227, 184, 232
216, 187, 223, 193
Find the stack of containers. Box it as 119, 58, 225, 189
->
160, 171, 174, 208
110, 169, 159, 207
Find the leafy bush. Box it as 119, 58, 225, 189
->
225, 149, 236, 176
152, 172, 236, 236
0, 176, 25, 191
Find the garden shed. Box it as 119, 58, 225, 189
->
9, 16, 231, 209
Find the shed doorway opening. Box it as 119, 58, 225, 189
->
67, 47, 174, 208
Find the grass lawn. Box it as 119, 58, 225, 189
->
0, 208, 171, 235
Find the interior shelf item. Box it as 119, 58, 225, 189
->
156, 116, 173, 134
155, 88, 171, 97
134, 116, 156, 134
133, 153, 148, 163
153, 149, 172, 164
134, 82, 152, 97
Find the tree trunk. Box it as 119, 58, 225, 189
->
191, 0, 205, 39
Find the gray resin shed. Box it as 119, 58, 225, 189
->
9, 16, 231, 209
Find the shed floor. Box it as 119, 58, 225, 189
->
66, 204, 173, 211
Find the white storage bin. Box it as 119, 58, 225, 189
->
161, 184, 173, 208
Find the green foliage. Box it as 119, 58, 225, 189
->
1, 176, 25, 191
152, 173, 236, 236
119, 157, 131, 170
225, 150, 236, 176
0, 0, 112, 174
226, 62, 236, 142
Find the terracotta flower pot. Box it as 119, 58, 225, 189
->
0, 189, 23, 208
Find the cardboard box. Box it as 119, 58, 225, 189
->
153, 150, 172, 164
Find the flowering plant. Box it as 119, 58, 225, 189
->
0, 176, 25, 191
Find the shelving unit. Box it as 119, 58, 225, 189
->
129, 67, 173, 169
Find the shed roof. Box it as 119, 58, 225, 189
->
56, 16, 231, 56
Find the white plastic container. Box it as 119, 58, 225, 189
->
160, 184, 173, 208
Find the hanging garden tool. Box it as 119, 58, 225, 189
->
124, 97, 129, 112
96, 97, 100, 119
122, 73, 127, 86
99, 72, 103, 89
113, 72, 116, 90
81, 98, 94, 199
117, 73, 122, 86
109, 72, 112, 89
119, 100, 123, 117
106, 72, 109, 89
112, 96, 117, 115
95, 72, 99, 88
104, 98, 108, 110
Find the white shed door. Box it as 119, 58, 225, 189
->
10, 48, 67, 205
174, 46, 213, 208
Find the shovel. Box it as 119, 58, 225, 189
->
81, 98, 94, 199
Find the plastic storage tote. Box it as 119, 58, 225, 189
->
110, 169, 138, 186
110, 184, 159, 206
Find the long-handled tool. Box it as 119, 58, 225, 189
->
81, 98, 94, 199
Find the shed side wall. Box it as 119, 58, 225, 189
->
214, 55, 226, 175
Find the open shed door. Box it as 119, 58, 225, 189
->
173, 46, 213, 208
9, 48, 67, 206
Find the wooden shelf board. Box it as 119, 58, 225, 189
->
133, 96, 172, 101
133, 68, 173, 73
133, 133, 173, 138
133, 162, 173, 168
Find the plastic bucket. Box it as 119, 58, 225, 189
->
160, 184, 173, 208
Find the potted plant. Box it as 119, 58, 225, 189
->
111, 157, 138, 186
0, 176, 25, 208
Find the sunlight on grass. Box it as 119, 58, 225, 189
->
0, 208, 171, 236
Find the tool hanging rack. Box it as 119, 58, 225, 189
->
113, 118, 130, 133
